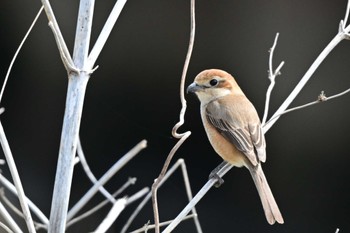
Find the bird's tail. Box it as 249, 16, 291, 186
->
248, 164, 284, 225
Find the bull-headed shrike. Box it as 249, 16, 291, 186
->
187, 69, 284, 225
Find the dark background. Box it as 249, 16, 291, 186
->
1, 0, 350, 232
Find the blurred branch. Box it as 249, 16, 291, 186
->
0, 175, 49, 226
0, 201, 22, 233
0, 190, 47, 230
0, 221, 14, 233
67, 140, 147, 221
0, 121, 36, 233
66, 177, 138, 229
94, 197, 128, 233
130, 214, 197, 233
151, 0, 195, 232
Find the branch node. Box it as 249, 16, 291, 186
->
317, 91, 327, 102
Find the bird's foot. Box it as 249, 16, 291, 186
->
208, 161, 228, 188
209, 172, 224, 188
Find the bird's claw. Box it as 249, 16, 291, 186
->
209, 172, 224, 188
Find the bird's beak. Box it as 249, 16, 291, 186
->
187, 82, 203, 94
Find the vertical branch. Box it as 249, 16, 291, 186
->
263, 32, 345, 132
261, 33, 284, 125
48, 1, 95, 232
264, 0, 350, 131
151, 0, 195, 232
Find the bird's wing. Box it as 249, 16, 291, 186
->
205, 97, 266, 165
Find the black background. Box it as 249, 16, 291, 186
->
1, 0, 350, 232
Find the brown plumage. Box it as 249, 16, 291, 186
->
187, 69, 284, 224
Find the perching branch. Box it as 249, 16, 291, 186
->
164, 0, 350, 231
151, 0, 195, 232
263, 0, 350, 132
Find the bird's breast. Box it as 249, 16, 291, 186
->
200, 107, 246, 167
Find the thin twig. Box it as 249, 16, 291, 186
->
262, 33, 285, 125
0, 6, 44, 105
151, 0, 195, 232
67, 140, 147, 221
265, 87, 350, 125
77, 137, 115, 203
0, 121, 36, 233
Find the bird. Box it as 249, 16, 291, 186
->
187, 69, 284, 225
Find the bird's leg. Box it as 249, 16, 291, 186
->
209, 161, 228, 188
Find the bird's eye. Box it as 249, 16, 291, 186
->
209, 79, 218, 86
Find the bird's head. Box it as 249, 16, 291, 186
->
187, 69, 243, 104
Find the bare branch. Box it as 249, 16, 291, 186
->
163, 162, 233, 233
67, 140, 147, 221
130, 214, 197, 233
87, 0, 127, 68
265, 86, 350, 125
152, 0, 195, 232
94, 197, 128, 233
264, 0, 350, 132
0, 221, 14, 233
262, 32, 285, 125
